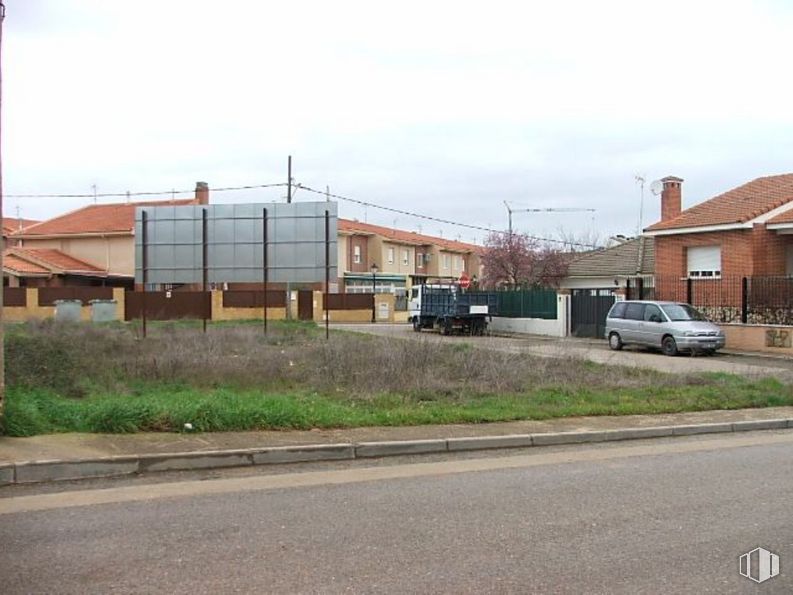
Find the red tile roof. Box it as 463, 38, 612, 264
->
4, 248, 105, 276
20, 248, 104, 272
2, 217, 40, 235
15, 199, 197, 237
646, 174, 793, 231
3, 253, 50, 275
768, 207, 793, 225
338, 218, 482, 253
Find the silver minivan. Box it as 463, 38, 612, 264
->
604, 300, 726, 356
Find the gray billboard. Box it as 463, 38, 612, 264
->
134, 202, 337, 285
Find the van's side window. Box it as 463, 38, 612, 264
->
644, 304, 663, 322
625, 303, 645, 320
609, 302, 627, 318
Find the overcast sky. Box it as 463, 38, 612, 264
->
6, 0, 793, 245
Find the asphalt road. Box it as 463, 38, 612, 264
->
334, 323, 793, 378
1, 431, 792, 594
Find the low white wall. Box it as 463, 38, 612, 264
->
490, 294, 569, 337
489, 316, 564, 337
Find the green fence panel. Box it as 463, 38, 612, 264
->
496, 289, 557, 319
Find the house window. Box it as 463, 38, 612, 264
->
687, 246, 721, 278
417, 253, 424, 269
387, 247, 394, 265
442, 254, 450, 270
353, 245, 361, 264
402, 250, 409, 266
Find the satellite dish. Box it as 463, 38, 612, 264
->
650, 180, 663, 196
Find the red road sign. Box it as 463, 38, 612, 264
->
458, 273, 471, 289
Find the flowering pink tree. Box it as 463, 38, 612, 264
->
480, 232, 569, 289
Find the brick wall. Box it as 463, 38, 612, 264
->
655, 228, 786, 278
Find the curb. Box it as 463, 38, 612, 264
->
2, 418, 792, 486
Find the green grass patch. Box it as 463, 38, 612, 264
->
2, 377, 791, 436
1, 320, 791, 436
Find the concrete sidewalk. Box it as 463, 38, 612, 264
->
3, 406, 793, 466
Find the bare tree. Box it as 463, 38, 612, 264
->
555, 226, 615, 253
480, 232, 569, 289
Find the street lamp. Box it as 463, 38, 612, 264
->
370, 263, 378, 322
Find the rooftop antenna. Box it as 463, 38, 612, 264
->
91, 184, 97, 204
634, 174, 646, 236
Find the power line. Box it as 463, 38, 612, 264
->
7, 179, 600, 249
298, 185, 599, 249
5, 182, 288, 199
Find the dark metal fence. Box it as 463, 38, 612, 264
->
495, 289, 557, 319
223, 290, 287, 308
3, 288, 27, 307
38, 287, 114, 306
627, 276, 793, 325
325, 293, 374, 310
125, 291, 210, 321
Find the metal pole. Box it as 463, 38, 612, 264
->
285, 156, 292, 318
202, 208, 208, 334
0, 2, 6, 416
141, 210, 148, 338
741, 276, 748, 324
324, 209, 330, 340
287, 155, 292, 203
263, 207, 268, 335
371, 270, 376, 323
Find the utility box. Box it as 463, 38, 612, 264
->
90, 299, 118, 323
53, 299, 82, 322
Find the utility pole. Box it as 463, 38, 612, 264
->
0, 2, 7, 418
285, 155, 292, 319
287, 155, 292, 203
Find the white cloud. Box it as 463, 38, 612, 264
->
5, 0, 793, 243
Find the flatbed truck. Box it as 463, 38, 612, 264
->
408, 283, 498, 335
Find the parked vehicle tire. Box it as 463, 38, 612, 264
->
440, 320, 451, 336
412, 318, 422, 332
662, 335, 678, 356
608, 332, 623, 351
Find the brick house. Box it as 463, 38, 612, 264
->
337, 219, 482, 295
644, 174, 793, 279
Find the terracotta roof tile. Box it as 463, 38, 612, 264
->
5, 248, 105, 275
2, 217, 40, 234
15, 199, 197, 236
338, 218, 481, 253
768, 207, 793, 225
3, 253, 50, 275
19, 248, 104, 272
646, 174, 793, 231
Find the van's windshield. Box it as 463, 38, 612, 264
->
661, 304, 707, 322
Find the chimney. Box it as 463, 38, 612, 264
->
195, 181, 209, 205
660, 176, 683, 222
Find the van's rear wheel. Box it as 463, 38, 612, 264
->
412, 318, 422, 332
608, 332, 623, 351
662, 336, 678, 356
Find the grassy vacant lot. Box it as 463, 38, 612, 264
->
2, 320, 791, 436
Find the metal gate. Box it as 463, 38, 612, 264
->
297, 290, 314, 321
570, 289, 615, 338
